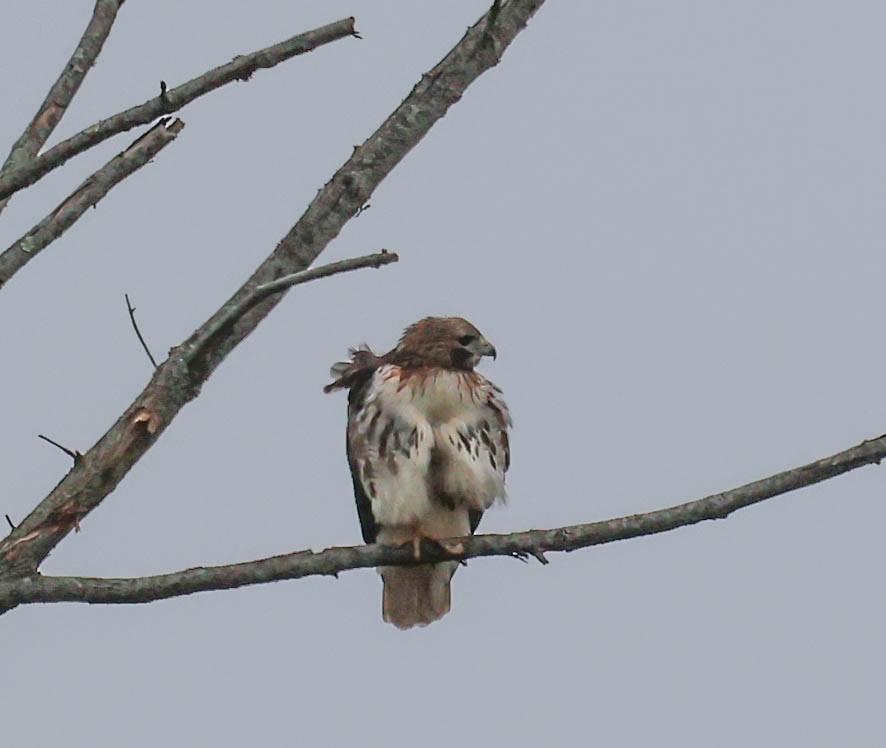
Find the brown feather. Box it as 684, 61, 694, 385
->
381, 563, 456, 630
389, 317, 488, 370
323, 344, 380, 393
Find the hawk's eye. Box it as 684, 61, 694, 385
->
458, 334, 476, 346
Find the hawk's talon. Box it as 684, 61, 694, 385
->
439, 539, 465, 555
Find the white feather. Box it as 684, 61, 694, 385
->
349, 365, 510, 534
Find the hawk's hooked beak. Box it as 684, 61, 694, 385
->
478, 338, 497, 361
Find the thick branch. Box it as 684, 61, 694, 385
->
1, 431, 883, 607
0, 18, 357, 203
0, 0, 125, 216
0, 119, 185, 289
0, 0, 545, 584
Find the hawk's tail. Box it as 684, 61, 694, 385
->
380, 562, 457, 630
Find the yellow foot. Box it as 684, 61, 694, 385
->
411, 536, 422, 561
439, 540, 465, 555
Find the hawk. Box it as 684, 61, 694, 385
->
325, 317, 512, 629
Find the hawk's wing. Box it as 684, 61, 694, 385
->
326, 346, 386, 543
345, 365, 435, 542
346, 430, 378, 544
449, 376, 511, 535
429, 376, 511, 514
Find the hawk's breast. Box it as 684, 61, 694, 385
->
349, 365, 510, 529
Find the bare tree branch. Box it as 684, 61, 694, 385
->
123, 252, 400, 371
0, 251, 400, 583
37, 435, 82, 464
1, 431, 883, 608
191, 250, 399, 363
252, 250, 399, 297
124, 294, 159, 369
0, 0, 545, 589
0, 18, 357, 204
0, 0, 125, 216
0, 118, 185, 289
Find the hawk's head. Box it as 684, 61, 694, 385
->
395, 316, 497, 371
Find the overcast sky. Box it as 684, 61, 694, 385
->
3, 1, 885, 746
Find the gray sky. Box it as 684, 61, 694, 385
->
3, 1, 885, 745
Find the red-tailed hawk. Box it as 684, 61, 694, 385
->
325, 317, 512, 629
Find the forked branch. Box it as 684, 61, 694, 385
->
0, 0, 125, 216
188, 250, 399, 365
0, 18, 357, 203
0, 119, 185, 289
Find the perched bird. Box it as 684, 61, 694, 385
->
325, 317, 512, 629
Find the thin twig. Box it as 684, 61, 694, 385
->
185, 250, 399, 368
198, 250, 396, 350
1, 430, 884, 607
0, 18, 357, 203
37, 435, 81, 463
124, 294, 159, 369
0, 119, 185, 290
4, 516, 14, 531
0, 0, 125, 216
254, 250, 399, 297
